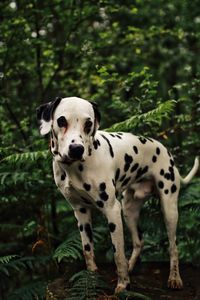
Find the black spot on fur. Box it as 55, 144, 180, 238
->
93, 140, 99, 150
80, 207, 87, 213
125, 154, 133, 164
79, 164, 83, 172
99, 182, 106, 191
133, 146, 138, 154
158, 181, 164, 189
79, 225, 83, 232
88, 146, 92, 156
152, 155, 157, 163
171, 184, 177, 193
85, 223, 93, 242
124, 163, 130, 172
164, 189, 169, 194
131, 163, 139, 173
164, 173, 171, 180
135, 166, 148, 180
168, 150, 172, 157
120, 174, 126, 182
99, 191, 109, 201
147, 137, 154, 142
61, 173, 66, 181
96, 200, 104, 208
122, 177, 131, 187
171, 172, 175, 181
170, 159, 175, 166
84, 244, 91, 251
169, 166, 175, 181
139, 137, 147, 144
101, 134, 114, 158
115, 168, 120, 181
83, 183, 91, 191
109, 223, 116, 233
116, 134, 122, 139
160, 169, 164, 176
53, 150, 59, 155
51, 140, 54, 148
156, 147, 160, 155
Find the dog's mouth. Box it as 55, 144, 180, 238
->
60, 155, 85, 165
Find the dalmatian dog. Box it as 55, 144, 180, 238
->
37, 96, 199, 293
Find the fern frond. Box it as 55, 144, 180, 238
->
1, 150, 50, 164
54, 228, 105, 263
0, 255, 51, 276
0, 171, 29, 185
0, 255, 19, 265
7, 280, 46, 300
106, 100, 176, 132
68, 270, 110, 300
53, 231, 83, 263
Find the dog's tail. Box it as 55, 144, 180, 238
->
180, 157, 199, 185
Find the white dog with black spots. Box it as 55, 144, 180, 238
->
37, 96, 199, 293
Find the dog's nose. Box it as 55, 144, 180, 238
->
68, 144, 84, 160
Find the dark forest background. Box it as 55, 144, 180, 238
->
0, 0, 200, 299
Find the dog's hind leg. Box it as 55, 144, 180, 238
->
122, 188, 144, 272
74, 207, 97, 272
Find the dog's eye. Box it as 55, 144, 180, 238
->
57, 116, 68, 128
85, 120, 93, 128
84, 120, 93, 134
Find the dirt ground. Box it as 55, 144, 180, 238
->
104, 262, 200, 300
47, 262, 200, 300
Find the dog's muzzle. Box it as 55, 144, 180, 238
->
68, 144, 84, 160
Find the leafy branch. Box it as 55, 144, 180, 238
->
106, 100, 176, 132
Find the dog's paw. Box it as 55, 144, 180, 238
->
115, 281, 130, 294
168, 276, 183, 289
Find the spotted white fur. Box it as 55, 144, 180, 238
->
37, 97, 199, 293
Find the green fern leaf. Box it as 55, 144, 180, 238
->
7, 280, 46, 300
1, 150, 50, 164
0, 255, 19, 265
67, 270, 110, 300
53, 231, 83, 263
106, 100, 176, 132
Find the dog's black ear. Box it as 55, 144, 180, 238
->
90, 102, 101, 135
36, 97, 62, 135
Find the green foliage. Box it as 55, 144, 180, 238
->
1, 150, 50, 164
53, 231, 83, 263
54, 227, 105, 263
7, 281, 46, 300
106, 100, 176, 132
67, 270, 110, 300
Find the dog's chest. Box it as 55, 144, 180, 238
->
53, 161, 96, 204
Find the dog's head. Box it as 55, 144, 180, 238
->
36, 97, 101, 163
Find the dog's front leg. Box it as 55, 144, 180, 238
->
103, 199, 130, 293
74, 207, 97, 272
